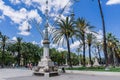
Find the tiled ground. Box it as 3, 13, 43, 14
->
0, 69, 120, 80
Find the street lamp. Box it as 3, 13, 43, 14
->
34, 0, 58, 77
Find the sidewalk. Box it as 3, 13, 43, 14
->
0, 68, 33, 80
0, 68, 120, 80
66, 70, 120, 76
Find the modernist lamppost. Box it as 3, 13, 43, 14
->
34, 0, 58, 77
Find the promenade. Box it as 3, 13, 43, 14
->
0, 68, 120, 80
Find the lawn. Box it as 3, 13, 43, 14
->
67, 66, 120, 72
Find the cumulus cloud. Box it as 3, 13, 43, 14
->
57, 47, 67, 52
32, 41, 40, 45
0, 15, 4, 19
106, 0, 120, 5
40, 40, 43, 46
9, 0, 21, 5
21, 0, 72, 23
50, 43, 57, 48
18, 31, 30, 36
70, 41, 80, 49
92, 30, 103, 42
0, 0, 42, 36
0, 0, 73, 36
12, 36, 17, 41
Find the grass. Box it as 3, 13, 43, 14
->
66, 66, 120, 72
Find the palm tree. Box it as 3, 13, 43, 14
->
106, 33, 119, 67
106, 33, 114, 65
94, 41, 102, 64
112, 38, 119, 66
86, 33, 94, 66
16, 37, 22, 66
52, 16, 75, 68
1, 35, 8, 68
75, 18, 93, 67
76, 45, 82, 65
97, 0, 108, 67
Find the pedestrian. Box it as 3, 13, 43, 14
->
27, 63, 29, 69
29, 63, 32, 70
12, 63, 15, 68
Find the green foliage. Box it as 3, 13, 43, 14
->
4, 52, 14, 66
67, 66, 105, 71
67, 66, 120, 72
50, 48, 66, 66
7, 42, 42, 66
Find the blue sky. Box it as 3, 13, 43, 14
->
0, 0, 120, 52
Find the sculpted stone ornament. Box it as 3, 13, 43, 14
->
93, 57, 100, 67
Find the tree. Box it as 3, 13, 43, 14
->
50, 48, 65, 66
52, 16, 75, 68
106, 33, 119, 67
93, 41, 102, 64
75, 18, 93, 67
97, 0, 108, 67
7, 41, 42, 66
76, 45, 82, 65
16, 37, 22, 66
0, 35, 8, 68
22, 42, 42, 65
86, 33, 94, 66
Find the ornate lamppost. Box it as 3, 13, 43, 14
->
34, 0, 58, 77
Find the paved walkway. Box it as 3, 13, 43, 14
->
0, 68, 33, 80
0, 69, 120, 80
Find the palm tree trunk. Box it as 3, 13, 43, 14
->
66, 36, 72, 68
114, 46, 119, 66
108, 47, 115, 67
1, 43, 5, 68
17, 47, 21, 66
97, 46, 101, 64
98, 0, 108, 67
83, 35, 86, 67
89, 45, 92, 66
113, 48, 118, 67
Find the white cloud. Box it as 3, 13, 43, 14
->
27, 9, 42, 23
57, 47, 67, 52
22, 0, 32, 6
0, 0, 42, 36
106, 0, 120, 5
12, 36, 17, 41
32, 41, 40, 45
0, 2, 26, 24
50, 43, 57, 48
22, 0, 73, 21
70, 41, 82, 50
0, 0, 73, 36
9, 0, 21, 5
92, 30, 103, 42
18, 31, 30, 36
0, 15, 4, 19
18, 21, 30, 31
40, 40, 43, 46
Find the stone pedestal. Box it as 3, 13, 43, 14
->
93, 57, 100, 67
87, 63, 91, 67
34, 57, 58, 77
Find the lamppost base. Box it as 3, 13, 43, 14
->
34, 58, 58, 77
34, 71, 58, 77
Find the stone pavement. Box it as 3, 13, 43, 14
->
0, 68, 120, 80
0, 68, 33, 80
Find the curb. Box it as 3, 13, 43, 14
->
66, 70, 120, 76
